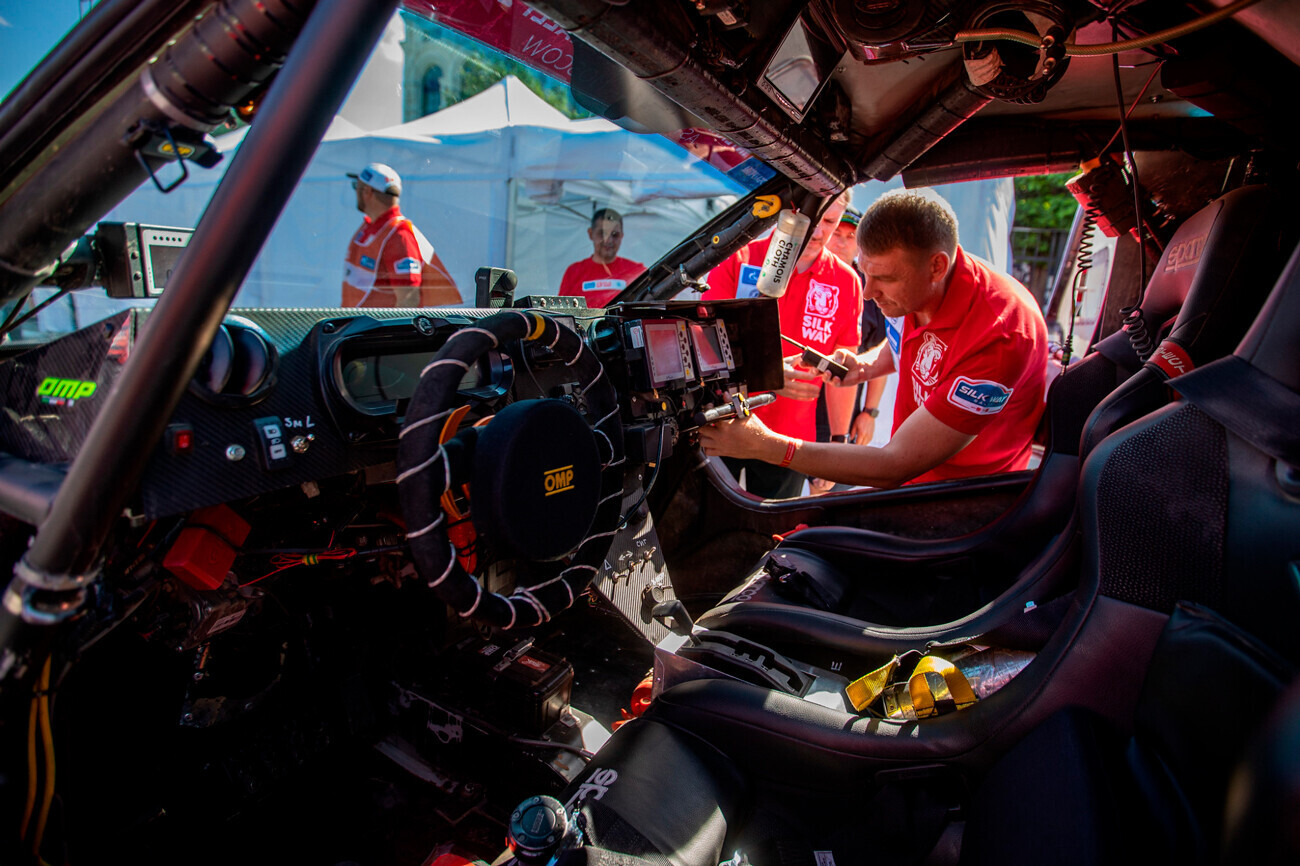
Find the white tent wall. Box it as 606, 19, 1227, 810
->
99, 77, 741, 308
850, 176, 1016, 273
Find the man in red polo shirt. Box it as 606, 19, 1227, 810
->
558, 208, 646, 307
701, 191, 862, 498
342, 162, 460, 308
700, 189, 1047, 488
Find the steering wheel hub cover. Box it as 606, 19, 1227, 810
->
473, 399, 601, 561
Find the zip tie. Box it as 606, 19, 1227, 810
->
420, 357, 470, 378
527, 563, 596, 592
579, 366, 608, 397
450, 327, 501, 348
399, 407, 454, 439
594, 429, 614, 464
395, 445, 448, 485
428, 544, 457, 588
460, 581, 484, 617
406, 512, 445, 540
518, 589, 549, 623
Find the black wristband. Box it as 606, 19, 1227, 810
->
830, 433, 850, 443
862, 407, 880, 418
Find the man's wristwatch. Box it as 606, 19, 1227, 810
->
862, 407, 880, 418
830, 434, 850, 443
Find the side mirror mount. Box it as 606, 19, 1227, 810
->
475, 266, 517, 308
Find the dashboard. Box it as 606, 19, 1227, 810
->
0, 300, 781, 519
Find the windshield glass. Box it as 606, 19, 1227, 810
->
2, 1, 771, 344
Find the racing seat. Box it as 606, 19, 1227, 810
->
696, 185, 1291, 640
546, 236, 1300, 866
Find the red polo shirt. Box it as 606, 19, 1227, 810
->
894, 247, 1048, 483
704, 238, 862, 441
558, 256, 646, 307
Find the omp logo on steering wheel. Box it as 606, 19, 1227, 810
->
544, 464, 576, 496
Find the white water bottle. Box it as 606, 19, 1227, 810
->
755, 209, 809, 298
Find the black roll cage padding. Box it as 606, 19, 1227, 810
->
1, 0, 400, 647
396, 311, 624, 630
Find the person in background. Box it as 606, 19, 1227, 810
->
342, 162, 460, 308
812, 206, 890, 486
558, 208, 646, 307
701, 190, 862, 498
701, 189, 1047, 488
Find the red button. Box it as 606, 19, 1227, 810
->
169, 424, 194, 454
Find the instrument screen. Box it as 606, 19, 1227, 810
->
342, 351, 482, 410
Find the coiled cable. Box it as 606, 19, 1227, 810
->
1060, 203, 1100, 368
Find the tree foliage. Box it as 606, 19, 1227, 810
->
1014, 172, 1078, 229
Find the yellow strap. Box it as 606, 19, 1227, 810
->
846, 656, 900, 711
908, 656, 978, 719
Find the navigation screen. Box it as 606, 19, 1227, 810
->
644, 321, 686, 386
690, 321, 731, 375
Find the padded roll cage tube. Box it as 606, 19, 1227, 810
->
0, 0, 212, 197
3, 0, 401, 636
0, 0, 316, 307
397, 311, 624, 630
526, 0, 854, 196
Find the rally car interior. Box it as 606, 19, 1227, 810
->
2, 0, 1300, 864
691, 181, 1295, 651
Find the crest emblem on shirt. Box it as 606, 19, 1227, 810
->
913, 330, 947, 387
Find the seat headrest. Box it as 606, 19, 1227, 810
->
1235, 239, 1300, 392
1094, 185, 1281, 369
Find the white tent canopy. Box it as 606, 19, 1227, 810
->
103, 76, 745, 307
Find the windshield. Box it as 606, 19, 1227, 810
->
0, 1, 774, 345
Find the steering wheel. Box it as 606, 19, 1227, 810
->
396, 311, 624, 629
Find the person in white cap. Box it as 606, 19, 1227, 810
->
342, 162, 460, 307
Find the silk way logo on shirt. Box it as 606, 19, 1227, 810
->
582, 279, 627, 292
394, 257, 421, 275
948, 377, 1013, 415
802, 279, 840, 343
359, 255, 377, 271
913, 331, 948, 387
736, 263, 762, 298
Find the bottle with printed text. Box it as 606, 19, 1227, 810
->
755, 209, 810, 298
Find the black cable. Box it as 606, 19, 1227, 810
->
0, 291, 33, 336
0, 288, 71, 339
1111, 26, 1153, 361
617, 421, 667, 530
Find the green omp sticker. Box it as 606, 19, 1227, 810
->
37, 377, 98, 405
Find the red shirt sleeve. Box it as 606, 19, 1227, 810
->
375, 224, 423, 288
702, 253, 740, 300
923, 326, 1037, 436
558, 261, 583, 296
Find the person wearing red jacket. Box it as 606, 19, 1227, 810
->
701, 191, 862, 498
342, 162, 460, 308
701, 189, 1047, 488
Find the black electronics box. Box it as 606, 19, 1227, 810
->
452, 636, 574, 737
